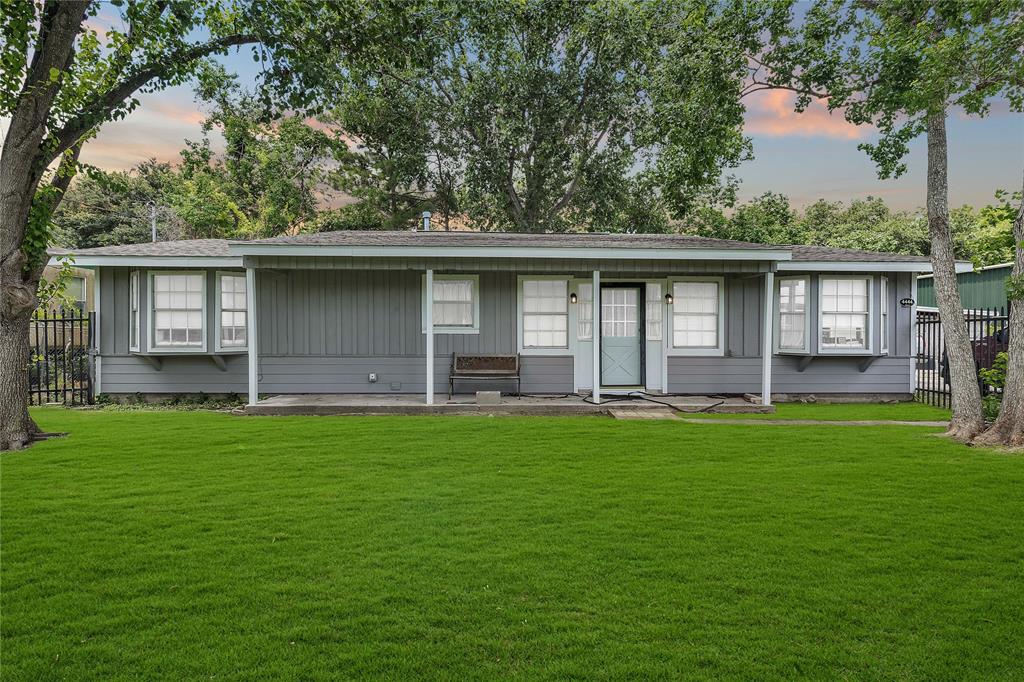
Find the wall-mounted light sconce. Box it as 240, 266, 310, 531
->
569, 292, 578, 304
664, 293, 674, 305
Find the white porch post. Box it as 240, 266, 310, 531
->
592, 270, 601, 404
246, 266, 258, 406
93, 270, 102, 395
762, 270, 775, 407
911, 273, 919, 392
425, 268, 434, 405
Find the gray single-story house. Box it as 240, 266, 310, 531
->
58, 230, 970, 406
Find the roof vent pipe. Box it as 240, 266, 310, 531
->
422, 211, 432, 232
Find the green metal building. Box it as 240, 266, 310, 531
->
917, 263, 1012, 310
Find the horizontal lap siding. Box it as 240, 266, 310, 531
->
667, 356, 914, 394
100, 355, 248, 393
667, 357, 762, 394
772, 356, 914, 393
102, 354, 572, 395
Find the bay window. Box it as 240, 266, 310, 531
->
217, 273, 248, 350
671, 279, 722, 353
819, 277, 871, 352
522, 279, 568, 349
776, 277, 809, 353
151, 272, 205, 349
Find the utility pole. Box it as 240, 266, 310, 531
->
150, 203, 157, 242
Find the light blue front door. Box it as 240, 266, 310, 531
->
601, 287, 642, 386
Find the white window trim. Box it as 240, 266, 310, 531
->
146, 270, 208, 353
880, 276, 889, 355
420, 274, 480, 334
667, 276, 726, 357
817, 274, 874, 355
774, 275, 810, 355
517, 275, 572, 356
215, 271, 249, 353
129, 270, 140, 352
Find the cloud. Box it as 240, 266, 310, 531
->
77, 90, 216, 170
744, 89, 869, 140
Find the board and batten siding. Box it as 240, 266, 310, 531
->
97, 267, 571, 395
96, 265, 915, 397
668, 271, 916, 395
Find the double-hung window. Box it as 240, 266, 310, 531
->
129, 271, 140, 351
671, 279, 722, 353
522, 279, 568, 349
820, 277, 871, 352
777, 277, 809, 353
645, 283, 663, 341
151, 272, 205, 349
423, 275, 479, 333
880, 276, 889, 354
576, 283, 593, 341
217, 273, 248, 350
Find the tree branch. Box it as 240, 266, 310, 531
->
47, 33, 260, 164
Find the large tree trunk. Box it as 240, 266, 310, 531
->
926, 111, 984, 441
0, 1, 89, 450
0, 314, 39, 449
973, 171, 1024, 448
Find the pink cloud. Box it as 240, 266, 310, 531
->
147, 100, 207, 126
744, 89, 869, 140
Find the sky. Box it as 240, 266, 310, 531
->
9, 40, 1024, 213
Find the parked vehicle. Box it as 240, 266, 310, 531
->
940, 325, 1009, 389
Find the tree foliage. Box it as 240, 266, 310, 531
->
318, 0, 773, 233
682, 192, 1015, 266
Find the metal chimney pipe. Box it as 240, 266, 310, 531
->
422, 211, 432, 232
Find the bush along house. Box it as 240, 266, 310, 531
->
56, 228, 971, 407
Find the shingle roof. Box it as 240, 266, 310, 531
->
788, 245, 932, 263
50, 231, 936, 263
49, 239, 231, 257
237, 230, 783, 250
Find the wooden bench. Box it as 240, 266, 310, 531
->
449, 353, 521, 399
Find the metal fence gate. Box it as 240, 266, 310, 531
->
29, 310, 94, 406
915, 307, 1009, 408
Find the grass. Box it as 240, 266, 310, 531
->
693, 401, 952, 421
2, 408, 1021, 680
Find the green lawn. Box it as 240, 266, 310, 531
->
694, 401, 952, 421
2, 408, 1021, 679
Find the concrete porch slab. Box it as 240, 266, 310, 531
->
242, 393, 773, 417
608, 407, 680, 420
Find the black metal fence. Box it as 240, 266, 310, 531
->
915, 307, 1009, 409
29, 310, 94, 406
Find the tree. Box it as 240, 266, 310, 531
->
0, 0, 286, 449
974, 175, 1024, 448
319, 0, 769, 233
51, 161, 189, 248
756, 0, 1024, 442
188, 68, 355, 237
964, 190, 1020, 268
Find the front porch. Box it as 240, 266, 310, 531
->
243, 392, 772, 416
